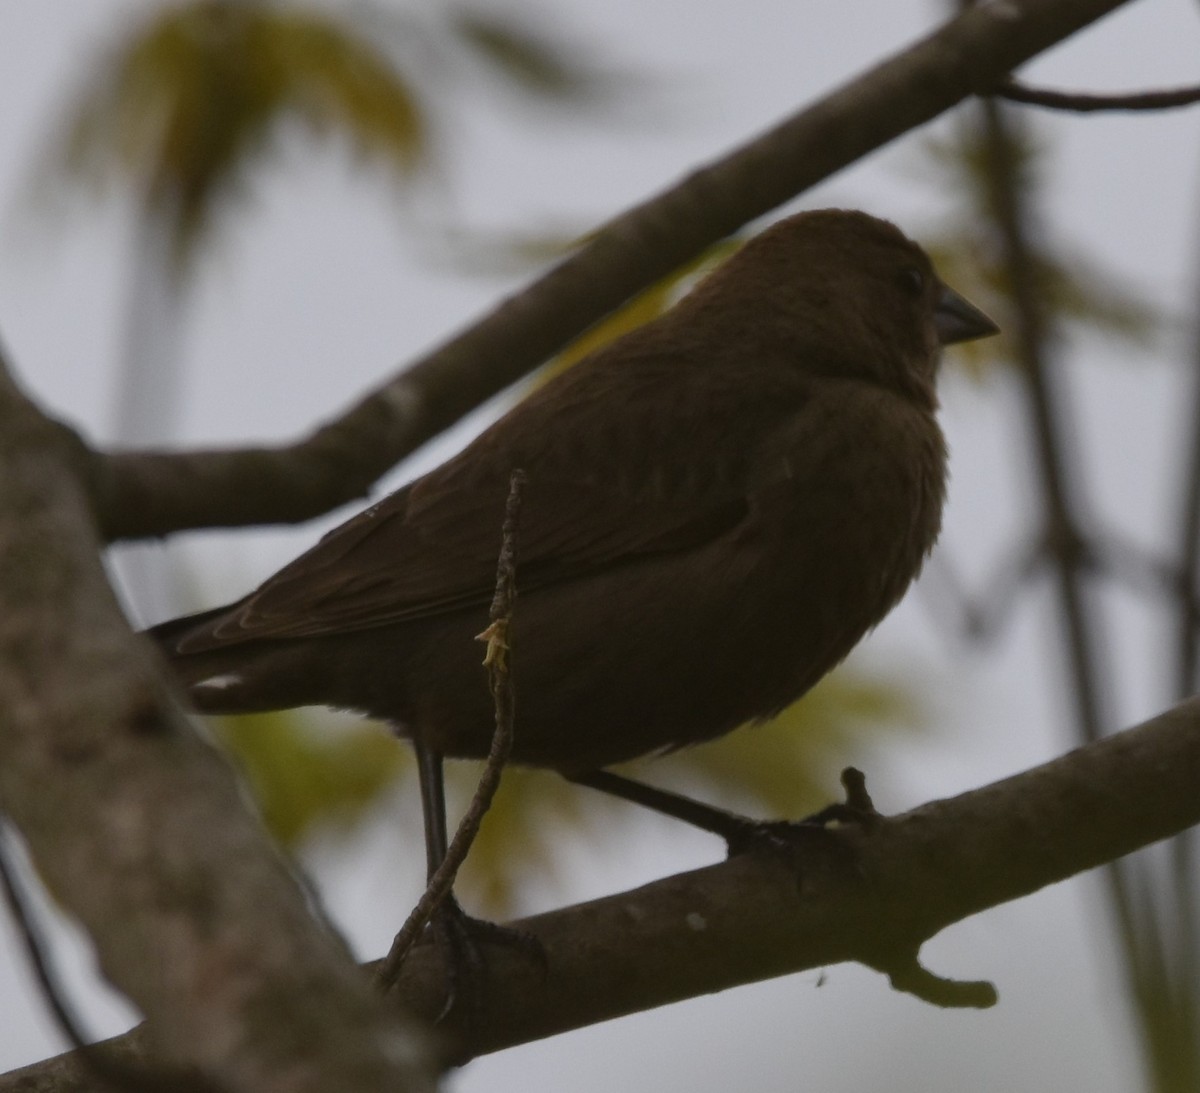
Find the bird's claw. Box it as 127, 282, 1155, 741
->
722, 768, 883, 862
430, 896, 547, 1025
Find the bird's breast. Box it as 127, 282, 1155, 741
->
731, 388, 947, 676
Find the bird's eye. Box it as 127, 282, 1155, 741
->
899, 267, 925, 295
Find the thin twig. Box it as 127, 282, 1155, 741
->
1175, 197, 1200, 693
995, 79, 1200, 113
976, 92, 1110, 726
0, 822, 100, 1056
1162, 141, 1200, 1086
376, 470, 526, 988
978, 88, 1199, 1090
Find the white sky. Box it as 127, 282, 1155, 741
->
2, 0, 1199, 1090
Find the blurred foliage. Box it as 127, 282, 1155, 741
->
48, 0, 620, 276
915, 121, 1161, 378
449, 8, 618, 101
654, 669, 919, 819
57, 0, 425, 270
214, 711, 405, 845
452, 764, 592, 913
418, 223, 598, 277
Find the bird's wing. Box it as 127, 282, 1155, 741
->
181, 352, 795, 649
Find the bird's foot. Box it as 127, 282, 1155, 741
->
568, 766, 881, 861
800, 766, 881, 828
722, 767, 882, 860
429, 895, 546, 1025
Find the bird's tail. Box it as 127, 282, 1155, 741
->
145, 602, 239, 652
144, 601, 273, 715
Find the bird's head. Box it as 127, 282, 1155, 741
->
677, 209, 997, 406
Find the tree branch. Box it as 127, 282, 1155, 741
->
0, 357, 440, 1092
996, 78, 1200, 112
8, 695, 1200, 1089
83, 0, 1134, 542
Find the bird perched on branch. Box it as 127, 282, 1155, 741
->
149, 208, 996, 885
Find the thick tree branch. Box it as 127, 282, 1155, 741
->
9, 695, 1200, 1089
0, 359, 439, 1092
84, 0, 1134, 542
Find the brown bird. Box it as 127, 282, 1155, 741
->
150, 208, 996, 875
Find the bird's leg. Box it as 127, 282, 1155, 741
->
381, 740, 541, 1017
416, 740, 450, 884
408, 740, 491, 1018
567, 769, 760, 844
567, 768, 880, 858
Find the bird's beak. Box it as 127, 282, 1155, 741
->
933, 284, 999, 345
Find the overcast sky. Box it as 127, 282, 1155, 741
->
2, 0, 1199, 1089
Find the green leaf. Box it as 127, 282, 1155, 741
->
451, 10, 612, 100
53, 0, 426, 271
215, 711, 405, 847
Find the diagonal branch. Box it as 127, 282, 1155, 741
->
0, 355, 440, 1093
83, 0, 1135, 542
